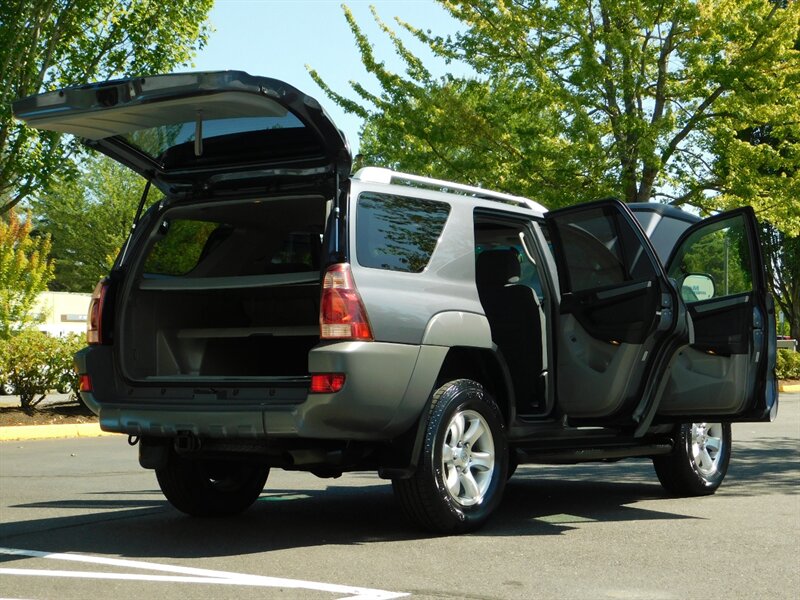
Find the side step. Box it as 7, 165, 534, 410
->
515, 442, 673, 465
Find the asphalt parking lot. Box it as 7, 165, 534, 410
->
1, 393, 798, 600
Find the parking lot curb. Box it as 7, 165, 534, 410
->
0, 423, 115, 442
779, 382, 800, 393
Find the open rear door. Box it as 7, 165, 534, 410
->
545, 200, 678, 422
646, 207, 778, 424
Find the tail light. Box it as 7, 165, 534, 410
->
310, 373, 346, 393
320, 263, 373, 340
79, 374, 93, 392
87, 279, 109, 345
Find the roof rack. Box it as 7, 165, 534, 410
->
352, 167, 545, 212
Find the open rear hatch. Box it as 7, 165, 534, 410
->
12, 70, 351, 195
14, 72, 352, 386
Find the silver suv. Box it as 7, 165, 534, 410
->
14, 72, 778, 533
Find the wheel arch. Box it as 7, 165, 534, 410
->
380, 344, 514, 479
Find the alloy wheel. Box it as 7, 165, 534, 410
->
441, 409, 496, 507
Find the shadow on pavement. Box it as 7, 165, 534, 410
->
1, 433, 796, 561
2, 467, 682, 561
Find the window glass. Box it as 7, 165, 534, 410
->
143, 221, 321, 277
474, 222, 544, 300
143, 219, 219, 275
554, 206, 656, 293
123, 114, 305, 160
668, 214, 752, 303
356, 192, 450, 273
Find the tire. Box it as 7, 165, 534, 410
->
156, 452, 269, 517
393, 379, 508, 533
653, 422, 731, 496
1, 381, 15, 395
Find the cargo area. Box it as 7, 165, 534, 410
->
118, 196, 326, 382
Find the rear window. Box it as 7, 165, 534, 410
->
124, 114, 305, 160
140, 197, 325, 278
356, 192, 450, 273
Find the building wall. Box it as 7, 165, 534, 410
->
32, 291, 92, 337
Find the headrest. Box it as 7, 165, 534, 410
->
476, 249, 521, 288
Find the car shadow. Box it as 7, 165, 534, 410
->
1, 437, 795, 561
724, 436, 800, 496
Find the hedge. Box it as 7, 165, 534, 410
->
0, 330, 84, 411
776, 348, 800, 380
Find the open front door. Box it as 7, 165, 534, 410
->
545, 200, 677, 421
651, 207, 778, 423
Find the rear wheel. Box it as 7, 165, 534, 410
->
393, 379, 508, 533
653, 422, 731, 496
156, 453, 269, 517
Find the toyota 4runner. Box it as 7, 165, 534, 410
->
13, 71, 778, 533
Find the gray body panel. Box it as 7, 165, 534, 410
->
80, 341, 439, 440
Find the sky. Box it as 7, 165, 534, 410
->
188, 0, 466, 154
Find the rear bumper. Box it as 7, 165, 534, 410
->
77, 341, 429, 441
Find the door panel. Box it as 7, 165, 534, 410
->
546, 200, 675, 420
561, 280, 659, 344
689, 295, 751, 354
654, 207, 777, 421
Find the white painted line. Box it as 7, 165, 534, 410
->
0, 547, 408, 600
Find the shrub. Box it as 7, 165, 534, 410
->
0, 209, 55, 338
776, 348, 800, 380
51, 333, 86, 396
0, 330, 85, 411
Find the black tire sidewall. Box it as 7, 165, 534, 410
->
422, 379, 508, 531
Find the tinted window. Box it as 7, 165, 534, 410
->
123, 114, 305, 160
144, 219, 219, 275
551, 205, 657, 293
356, 192, 450, 273
138, 196, 325, 278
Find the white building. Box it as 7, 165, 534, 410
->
32, 291, 92, 337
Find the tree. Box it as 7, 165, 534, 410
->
761, 225, 800, 341
30, 154, 146, 292
0, 0, 213, 213
0, 208, 54, 338
310, 0, 800, 217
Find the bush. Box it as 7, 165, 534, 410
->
0, 330, 85, 411
776, 348, 800, 380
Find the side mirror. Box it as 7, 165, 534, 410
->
681, 273, 715, 302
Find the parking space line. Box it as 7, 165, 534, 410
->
0, 547, 408, 600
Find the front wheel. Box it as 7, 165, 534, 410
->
156, 453, 269, 517
393, 379, 508, 533
653, 422, 731, 496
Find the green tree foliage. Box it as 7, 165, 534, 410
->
0, 0, 213, 213
0, 208, 54, 338
311, 0, 800, 220
761, 224, 800, 340
31, 154, 146, 292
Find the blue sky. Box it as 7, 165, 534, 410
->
189, 0, 466, 154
